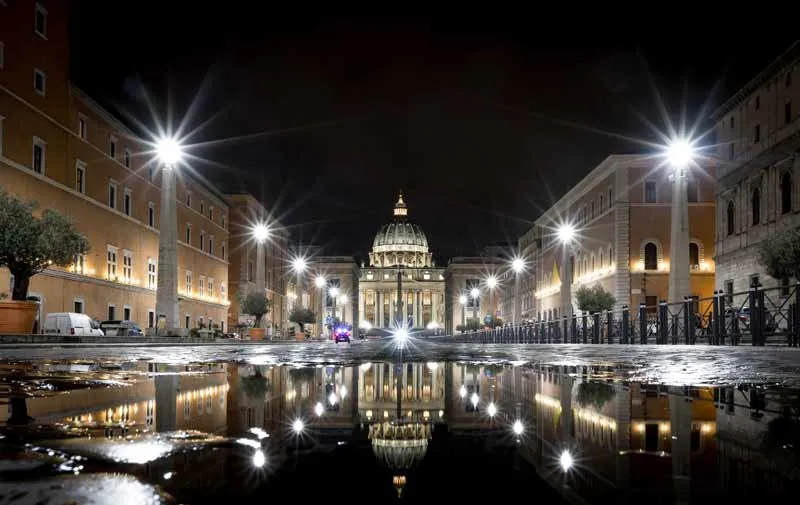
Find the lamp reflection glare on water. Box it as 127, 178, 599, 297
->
559, 449, 574, 472
314, 402, 325, 417
459, 385, 467, 398
487, 402, 497, 417
470, 392, 479, 408
512, 420, 524, 436
252, 449, 266, 468
292, 419, 305, 434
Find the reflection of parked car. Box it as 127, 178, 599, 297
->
100, 320, 144, 336
43, 313, 104, 336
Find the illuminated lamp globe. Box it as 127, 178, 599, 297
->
156, 137, 182, 166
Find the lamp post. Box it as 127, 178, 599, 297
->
458, 294, 467, 331
155, 137, 182, 334
315, 275, 326, 338
340, 294, 349, 325
666, 139, 694, 304
512, 258, 525, 326
329, 286, 340, 330
486, 275, 498, 325
557, 224, 576, 340
252, 223, 269, 328
470, 287, 480, 321
291, 256, 307, 310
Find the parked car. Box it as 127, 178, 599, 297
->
100, 320, 144, 337
333, 326, 351, 343
43, 313, 104, 336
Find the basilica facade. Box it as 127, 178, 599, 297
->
308, 193, 504, 336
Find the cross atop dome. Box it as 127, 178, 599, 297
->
393, 190, 408, 217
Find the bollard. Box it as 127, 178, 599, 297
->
748, 285, 760, 346
622, 305, 629, 344
712, 291, 721, 346
592, 312, 600, 344
606, 310, 613, 344
658, 301, 668, 345
582, 313, 588, 344
638, 303, 647, 344
683, 297, 692, 345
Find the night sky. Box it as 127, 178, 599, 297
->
69, 5, 794, 260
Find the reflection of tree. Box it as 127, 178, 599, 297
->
576, 382, 615, 410
241, 366, 271, 400
761, 396, 800, 477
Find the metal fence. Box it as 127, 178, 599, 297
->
446, 283, 800, 346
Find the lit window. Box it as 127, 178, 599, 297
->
122, 251, 133, 282
185, 271, 192, 295
147, 258, 156, 289
106, 246, 118, 280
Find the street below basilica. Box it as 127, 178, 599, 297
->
2, 339, 800, 386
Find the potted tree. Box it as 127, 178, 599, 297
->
239, 290, 270, 341
575, 283, 616, 314
0, 190, 89, 334
289, 307, 315, 341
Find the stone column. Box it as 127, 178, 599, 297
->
377, 291, 383, 328
431, 291, 438, 325
668, 168, 691, 304
156, 165, 179, 332
669, 386, 692, 502
389, 291, 395, 324
359, 289, 366, 326
411, 290, 417, 328
255, 242, 265, 327
412, 364, 419, 401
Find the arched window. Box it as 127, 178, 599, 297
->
781, 171, 792, 215
644, 242, 658, 270
752, 187, 761, 225
727, 201, 735, 236
689, 243, 699, 267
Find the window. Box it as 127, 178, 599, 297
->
123, 306, 131, 321
209, 236, 214, 255
724, 280, 734, 304
107, 305, 116, 321
781, 171, 792, 215
199, 231, 205, 251
687, 178, 698, 203
186, 192, 191, 207
33, 69, 46, 95
185, 271, 192, 295
78, 116, 87, 140
123, 188, 131, 216
148, 202, 155, 227
754, 124, 761, 143
124, 148, 131, 168
106, 246, 118, 280
643, 242, 658, 270
729, 116, 734, 129
590, 201, 595, 219
208, 278, 214, 297
785, 102, 792, 124
75, 161, 86, 194
787, 71, 793, 87
729, 143, 735, 160
220, 282, 226, 300
108, 182, 117, 209
185, 223, 191, 243
689, 243, 699, 267
599, 194, 604, 212
221, 241, 226, 260
200, 201, 205, 215
73, 299, 84, 314
751, 187, 761, 225
147, 258, 156, 289
148, 165, 154, 182
122, 251, 132, 282
199, 277, 205, 298
148, 311, 155, 328
109, 137, 117, 159
726, 201, 735, 236
755, 96, 760, 110
644, 181, 657, 203
209, 206, 214, 221
0, 41, 4, 70
32, 137, 45, 173
221, 215, 225, 229
34, 3, 47, 37
185, 315, 190, 329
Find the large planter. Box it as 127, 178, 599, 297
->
250, 328, 266, 341
0, 300, 39, 334
295, 332, 305, 341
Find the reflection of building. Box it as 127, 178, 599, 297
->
0, 2, 230, 329
530, 155, 716, 319
359, 362, 445, 423
712, 42, 800, 297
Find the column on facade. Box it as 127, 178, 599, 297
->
376, 363, 383, 401
403, 364, 409, 400
388, 365, 394, 402
412, 290, 418, 327
358, 365, 365, 402
359, 290, 366, 326
431, 290, 438, 325
417, 291, 423, 326
430, 366, 438, 400
389, 291, 395, 325
376, 291, 383, 328
412, 364, 419, 401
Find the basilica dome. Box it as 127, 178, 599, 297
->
369, 193, 433, 268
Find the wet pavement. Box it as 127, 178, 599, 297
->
1, 348, 799, 503
2, 340, 800, 385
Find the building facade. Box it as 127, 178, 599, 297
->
712, 42, 800, 299
443, 255, 506, 335
0, 0, 231, 331
532, 155, 716, 320
226, 193, 289, 334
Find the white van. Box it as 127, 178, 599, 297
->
43, 312, 104, 336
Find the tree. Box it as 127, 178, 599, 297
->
464, 317, 482, 331
239, 290, 270, 327
289, 307, 316, 332
0, 190, 90, 301
575, 284, 615, 314
758, 227, 800, 281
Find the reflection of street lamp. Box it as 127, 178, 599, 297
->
155, 137, 183, 332
665, 138, 694, 304
511, 258, 525, 325
292, 418, 305, 434
557, 223, 576, 340
458, 294, 467, 331
512, 419, 524, 436
487, 402, 498, 418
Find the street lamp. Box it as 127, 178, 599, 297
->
314, 275, 326, 337
470, 287, 480, 321
458, 294, 467, 331
486, 275, 498, 326
665, 138, 695, 304
339, 294, 349, 325
329, 286, 340, 328
511, 257, 525, 326
291, 256, 307, 310
251, 222, 269, 297
154, 136, 183, 333
557, 223, 577, 341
